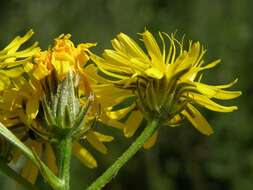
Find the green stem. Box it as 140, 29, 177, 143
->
87, 118, 161, 190
0, 160, 40, 190
56, 137, 72, 190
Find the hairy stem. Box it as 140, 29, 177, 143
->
87, 119, 160, 190
56, 137, 72, 190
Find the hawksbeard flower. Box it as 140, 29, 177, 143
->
91, 30, 241, 148
0, 33, 113, 184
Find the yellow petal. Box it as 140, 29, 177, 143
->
32, 64, 50, 80
78, 42, 96, 50
182, 104, 213, 135
145, 67, 163, 79
1, 30, 38, 64
106, 104, 135, 120
124, 110, 143, 138
99, 111, 125, 129
21, 140, 41, 184
94, 83, 133, 108
3, 30, 34, 53
212, 78, 238, 89
0, 66, 24, 78
21, 160, 38, 184
0, 75, 11, 91
187, 93, 238, 112
103, 50, 135, 70
200, 59, 221, 71
189, 42, 202, 67
73, 142, 97, 168
142, 30, 163, 69
101, 118, 125, 129
116, 33, 149, 60
86, 131, 108, 154
166, 114, 182, 127
12, 43, 39, 58
143, 131, 158, 149
26, 98, 39, 119
166, 52, 191, 78
194, 82, 241, 100
51, 53, 71, 80
174, 53, 194, 74
172, 42, 201, 76
45, 144, 58, 175
93, 132, 114, 142
130, 57, 149, 71
85, 64, 111, 84
91, 53, 131, 80
23, 62, 34, 73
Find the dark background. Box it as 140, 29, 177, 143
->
0, 0, 252, 189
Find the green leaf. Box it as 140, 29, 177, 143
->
0, 122, 64, 190
0, 122, 35, 162
32, 149, 64, 190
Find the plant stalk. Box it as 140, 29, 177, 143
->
56, 137, 72, 190
86, 118, 160, 190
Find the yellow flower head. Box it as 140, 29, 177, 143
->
91, 30, 241, 148
0, 31, 112, 184
18, 33, 97, 120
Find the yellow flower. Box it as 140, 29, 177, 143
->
91, 30, 241, 148
0, 30, 40, 91
0, 32, 113, 184
16, 33, 96, 120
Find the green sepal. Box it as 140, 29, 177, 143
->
42, 96, 57, 128
71, 96, 92, 137
56, 78, 69, 127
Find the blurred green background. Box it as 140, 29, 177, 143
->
0, 0, 252, 189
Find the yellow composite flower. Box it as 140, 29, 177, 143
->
0, 30, 40, 91
91, 30, 241, 148
0, 32, 113, 184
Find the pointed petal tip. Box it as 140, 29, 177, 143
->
233, 106, 238, 111
226, 106, 239, 112
145, 67, 164, 79
24, 29, 35, 39
85, 159, 98, 169
205, 130, 214, 136
123, 130, 134, 138
231, 91, 242, 98
117, 32, 128, 39
89, 162, 98, 169
222, 106, 238, 112
29, 28, 34, 33
101, 149, 108, 155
